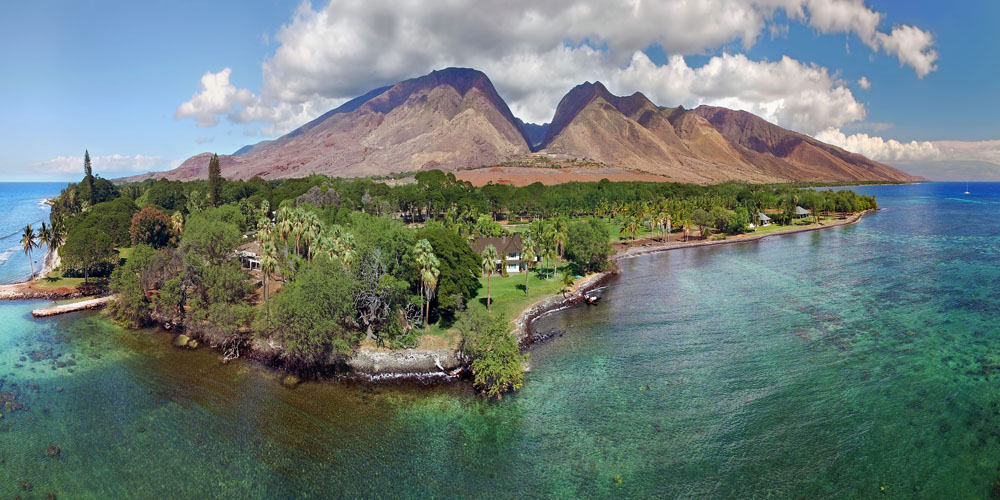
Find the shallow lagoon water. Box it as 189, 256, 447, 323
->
3, 182, 1000, 498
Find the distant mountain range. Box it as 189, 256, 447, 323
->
121, 67, 922, 184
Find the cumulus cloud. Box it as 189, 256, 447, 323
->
30, 154, 166, 176
877, 25, 938, 78
858, 76, 871, 89
608, 52, 866, 134
175, 68, 254, 127
815, 128, 939, 161
175, 0, 938, 135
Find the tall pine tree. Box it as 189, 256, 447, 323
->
83, 150, 92, 177
83, 150, 95, 206
208, 153, 221, 207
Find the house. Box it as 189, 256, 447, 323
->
471, 235, 539, 274
749, 212, 771, 228
234, 240, 262, 271
794, 206, 811, 218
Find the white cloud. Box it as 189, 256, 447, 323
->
174, 68, 254, 127
195, 136, 214, 144
30, 154, 167, 176
932, 140, 1000, 165
877, 25, 938, 78
858, 76, 871, 89
815, 128, 939, 161
175, 0, 938, 135
609, 52, 866, 134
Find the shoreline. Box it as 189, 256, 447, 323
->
512, 210, 873, 343
14, 210, 873, 382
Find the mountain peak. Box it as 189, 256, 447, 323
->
542, 81, 655, 147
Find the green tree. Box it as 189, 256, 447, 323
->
621, 215, 641, 245
414, 239, 440, 330
180, 206, 243, 265
20, 225, 37, 278
690, 209, 713, 239
258, 254, 359, 364
60, 227, 115, 284
521, 235, 536, 296
67, 197, 137, 247
83, 150, 94, 206
208, 153, 222, 207
480, 244, 499, 311
109, 244, 157, 328
416, 224, 481, 317
565, 219, 613, 273
37, 222, 51, 255
457, 308, 525, 399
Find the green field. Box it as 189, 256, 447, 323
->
419, 264, 570, 347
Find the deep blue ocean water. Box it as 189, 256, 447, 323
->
0, 183, 66, 284
1, 182, 1000, 498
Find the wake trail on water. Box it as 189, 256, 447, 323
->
0, 219, 45, 242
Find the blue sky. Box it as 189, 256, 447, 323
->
1, 0, 996, 181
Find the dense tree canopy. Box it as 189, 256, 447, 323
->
257, 255, 358, 366
457, 308, 525, 399
416, 223, 481, 318
130, 206, 178, 248
565, 219, 613, 273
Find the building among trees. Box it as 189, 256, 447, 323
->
471, 235, 539, 274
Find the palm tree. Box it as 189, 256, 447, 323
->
260, 241, 278, 306
20, 225, 37, 278
481, 244, 499, 312
338, 232, 355, 270
553, 217, 568, 257
291, 210, 305, 256
421, 258, 440, 330
276, 207, 293, 250
521, 236, 536, 296
414, 239, 440, 329
37, 222, 52, 258
49, 221, 65, 251
621, 215, 640, 244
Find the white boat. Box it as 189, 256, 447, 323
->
965, 181, 970, 195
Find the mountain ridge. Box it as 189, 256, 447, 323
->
122, 68, 922, 184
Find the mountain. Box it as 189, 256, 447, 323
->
124, 68, 530, 182
124, 68, 921, 184
538, 81, 920, 183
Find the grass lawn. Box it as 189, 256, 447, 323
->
418, 264, 569, 348
33, 271, 86, 290
745, 215, 842, 237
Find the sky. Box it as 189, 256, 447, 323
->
1, 0, 998, 181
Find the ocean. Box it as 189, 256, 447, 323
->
1, 182, 999, 498
0, 183, 66, 284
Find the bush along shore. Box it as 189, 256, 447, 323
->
32, 160, 878, 398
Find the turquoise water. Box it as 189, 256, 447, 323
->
3, 182, 1000, 498
0, 183, 65, 284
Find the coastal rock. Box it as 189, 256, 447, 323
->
344, 348, 462, 375
173, 335, 191, 348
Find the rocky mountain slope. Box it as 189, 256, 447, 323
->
123, 68, 921, 184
